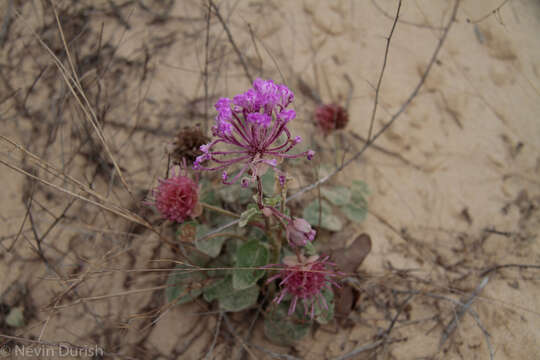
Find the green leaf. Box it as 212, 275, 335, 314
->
217, 182, 252, 205
263, 195, 281, 207
195, 224, 227, 258
303, 241, 317, 257
233, 240, 269, 290
6, 306, 24, 328
303, 199, 343, 232
209, 212, 234, 228
203, 277, 259, 311
314, 288, 335, 324
203, 276, 230, 302
219, 285, 260, 311
351, 180, 370, 202
206, 254, 231, 278
341, 203, 367, 223
264, 303, 311, 345
249, 227, 267, 241
203, 277, 233, 302
200, 179, 220, 206
239, 204, 260, 227
261, 168, 276, 195
321, 186, 351, 206
165, 265, 206, 305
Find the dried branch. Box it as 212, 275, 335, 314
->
466, 0, 510, 24
331, 340, 383, 360
196, 0, 461, 241
289, 0, 460, 201
203, 0, 211, 133
367, 0, 402, 141
209, 0, 253, 83
480, 263, 540, 277
439, 277, 489, 349
204, 312, 223, 360
371, 0, 445, 30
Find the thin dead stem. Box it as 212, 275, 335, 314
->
367, 0, 401, 142
209, 0, 253, 83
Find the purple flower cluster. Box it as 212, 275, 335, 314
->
194, 79, 314, 186
267, 255, 340, 318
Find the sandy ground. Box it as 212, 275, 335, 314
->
1, 0, 539, 359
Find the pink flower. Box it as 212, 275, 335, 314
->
286, 218, 316, 247
194, 79, 314, 187
147, 167, 202, 223
267, 255, 340, 318
315, 104, 349, 136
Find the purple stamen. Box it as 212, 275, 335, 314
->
193, 78, 315, 185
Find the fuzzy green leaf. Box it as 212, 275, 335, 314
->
203, 277, 259, 311
341, 203, 367, 223
314, 288, 335, 324
261, 168, 276, 195
6, 307, 24, 328
165, 265, 206, 305
217, 182, 252, 204
321, 186, 351, 206
264, 303, 311, 345
303, 241, 317, 256
203, 277, 233, 302
303, 199, 343, 232
219, 285, 259, 312
239, 204, 260, 227
351, 180, 370, 202
233, 240, 269, 290
195, 224, 227, 258
263, 195, 281, 207
200, 179, 220, 206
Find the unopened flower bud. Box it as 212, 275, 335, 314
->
262, 207, 273, 217
287, 217, 316, 247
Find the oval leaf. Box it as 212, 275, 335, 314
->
6, 306, 24, 328
341, 203, 367, 223
303, 199, 343, 232
264, 303, 311, 345
219, 285, 260, 312
351, 180, 370, 202
233, 240, 269, 290
239, 205, 261, 228
321, 186, 351, 206
314, 288, 335, 325
166, 265, 207, 305
195, 224, 227, 258
203, 277, 259, 311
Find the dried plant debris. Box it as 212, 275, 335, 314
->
331, 234, 372, 321
169, 125, 210, 166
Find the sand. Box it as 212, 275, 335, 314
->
1, 0, 539, 359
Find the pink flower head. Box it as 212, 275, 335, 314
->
315, 104, 349, 136
267, 255, 340, 319
286, 218, 316, 247
147, 167, 202, 223
194, 79, 314, 186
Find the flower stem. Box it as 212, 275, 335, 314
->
200, 202, 240, 218
256, 176, 264, 209
204, 232, 249, 242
